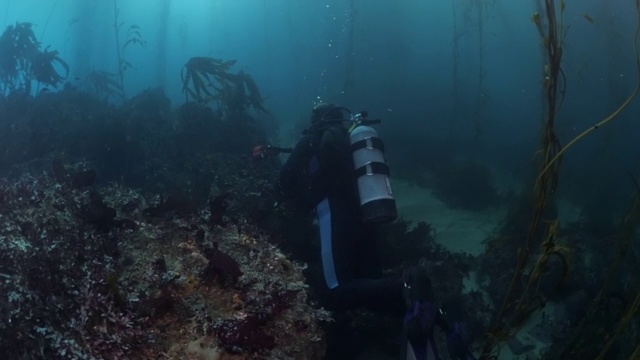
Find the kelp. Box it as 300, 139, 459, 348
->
181, 57, 268, 116
543, 183, 640, 360
219, 70, 268, 115
112, 0, 145, 100
30, 47, 69, 88
82, 2, 144, 102
0, 22, 68, 95
85, 70, 124, 102
480, 0, 640, 358
181, 57, 237, 103
537, 0, 640, 182
480, 0, 568, 357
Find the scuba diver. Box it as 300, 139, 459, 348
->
274, 103, 475, 360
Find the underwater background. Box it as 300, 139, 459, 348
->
1, 0, 640, 359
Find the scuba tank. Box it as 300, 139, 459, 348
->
348, 111, 398, 224
306, 105, 398, 224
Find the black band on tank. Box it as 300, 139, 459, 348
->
351, 137, 385, 152
354, 162, 390, 177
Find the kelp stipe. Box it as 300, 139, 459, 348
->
479, 0, 567, 357
479, 1, 640, 358
112, 0, 145, 100
537, 0, 640, 182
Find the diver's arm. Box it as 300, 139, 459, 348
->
277, 135, 313, 199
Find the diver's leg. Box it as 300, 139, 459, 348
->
316, 196, 362, 360
315, 197, 342, 290
316, 196, 404, 313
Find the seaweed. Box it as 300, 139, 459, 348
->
212, 315, 275, 352
84, 70, 124, 102
30, 47, 69, 89
112, 0, 145, 100
180, 57, 268, 117
480, 1, 640, 358
181, 57, 237, 103
543, 185, 640, 359
81, 191, 117, 232
479, 1, 568, 357
201, 246, 243, 286
378, 219, 439, 269
137, 288, 175, 318
0, 22, 68, 95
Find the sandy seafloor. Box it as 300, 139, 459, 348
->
352, 179, 582, 360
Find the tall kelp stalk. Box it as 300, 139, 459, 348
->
450, 0, 465, 146
112, 0, 145, 100
472, 0, 489, 149
602, 1, 628, 115
450, 0, 496, 150
39, 0, 58, 45
479, 0, 567, 357
541, 2, 640, 356
537, 2, 640, 178
480, 0, 640, 358
156, 0, 170, 88
113, 0, 125, 98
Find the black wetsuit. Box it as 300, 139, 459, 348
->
278, 123, 404, 313
278, 124, 475, 360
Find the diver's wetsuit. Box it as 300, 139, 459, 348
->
278, 123, 404, 313
278, 122, 475, 360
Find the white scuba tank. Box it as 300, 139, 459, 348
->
349, 125, 397, 224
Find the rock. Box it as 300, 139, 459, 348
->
187, 336, 221, 360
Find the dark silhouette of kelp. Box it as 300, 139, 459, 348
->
479, 1, 640, 359
0, 22, 68, 96
112, 0, 145, 100
181, 57, 268, 117
84, 70, 124, 101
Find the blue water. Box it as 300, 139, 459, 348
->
2, 1, 640, 358
3, 1, 638, 197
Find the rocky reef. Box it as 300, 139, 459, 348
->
0, 159, 329, 360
